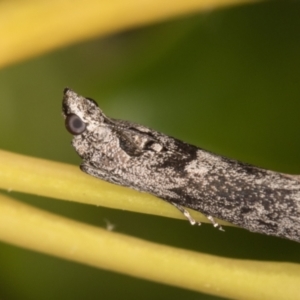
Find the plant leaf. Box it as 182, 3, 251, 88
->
0, 0, 261, 68
0, 193, 299, 299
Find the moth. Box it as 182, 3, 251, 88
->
62, 88, 300, 243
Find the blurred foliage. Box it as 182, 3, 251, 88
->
1, 1, 300, 300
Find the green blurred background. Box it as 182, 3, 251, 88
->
1, 1, 300, 299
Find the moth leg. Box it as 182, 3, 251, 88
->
171, 202, 224, 231
207, 215, 225, 232
171, 202, 201, 226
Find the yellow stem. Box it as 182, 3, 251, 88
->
0, 149, 230, 225
0, 0, 261, 68
0, 193, 299, 300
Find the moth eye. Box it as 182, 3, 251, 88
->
65, 114, 86, 135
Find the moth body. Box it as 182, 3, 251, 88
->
62, 88, 300, 242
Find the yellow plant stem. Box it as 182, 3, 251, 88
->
0, 0, 261, 68
0, 193, 299, 300
0, 149, 230, 225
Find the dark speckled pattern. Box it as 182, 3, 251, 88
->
62, 88, 300, 243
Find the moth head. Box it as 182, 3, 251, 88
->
62, 88, 105, 136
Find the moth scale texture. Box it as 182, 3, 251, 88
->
62, 88, 300, 243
